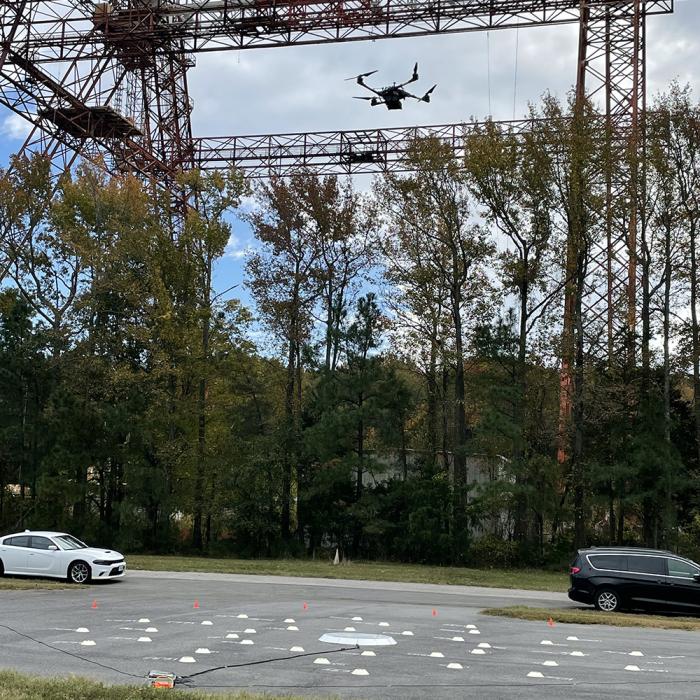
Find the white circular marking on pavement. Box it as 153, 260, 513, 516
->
195, 648, 211, 654
344, 627, 357, 632
244, 628, 256, 634
451, 636, 464, 642
314, 657, 331, 665
201, 620, 213, 626
401, 631, 414, 636
477, 643, 491, 649
226, 633, 239, 639
570, 651, 586, 657
290, 646, 305, 652
541, 640, 553, 645
468, 629, 480, 635
361, 650, 376, 656
137, 637, 152, 643
138, 618, 150, 623
465, 625, 477, 629
430, 651, 445, 658
567, 636, 579, 641
75, 628, 89, 633
527, 671, 544, 678
351, 668, 369, 676
543, 660, 558, 667
145, 627, 158, 633
287, 625, 300, 631
625, 665, 641, 672
284, 618, 296, 624
447, 662, 463, 670
470, 649, 486, 655
240, 639, 254, 645
629, 651, 644, 657
179, 656, 196, 663
320, 632, 396, 646
237, 614, 248, 619
378, 622, 390, 627
80, 640, 96, 647
352, 617, 363, 622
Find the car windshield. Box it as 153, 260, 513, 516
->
54, 534, 88, 550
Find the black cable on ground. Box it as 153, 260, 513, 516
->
177, 644, 360, 685
0, 622, 358, 687
0, 623, 143, 680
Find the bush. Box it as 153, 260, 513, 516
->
468, 535, 519, 568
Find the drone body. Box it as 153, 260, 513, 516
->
347, 63, 436, 110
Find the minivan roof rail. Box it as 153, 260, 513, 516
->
580, 546, 673, 554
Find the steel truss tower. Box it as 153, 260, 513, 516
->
0, 1, 675, 360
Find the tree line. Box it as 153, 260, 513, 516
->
1, 85, 699, 566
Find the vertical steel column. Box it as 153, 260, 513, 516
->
558, 0, 647, 463
578, 0, 646, 361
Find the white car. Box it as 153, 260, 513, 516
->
0, 530, 126, 584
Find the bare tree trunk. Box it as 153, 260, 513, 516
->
451, 273, 468, 535
281, 332, 296, 541
426, 331, 439, 466
690, 227, 700, 468
193, 251, 212, 551
513, 277, 530, 542
662, 220, 672, 445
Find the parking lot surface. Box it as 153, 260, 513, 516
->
1, 570, 699, 698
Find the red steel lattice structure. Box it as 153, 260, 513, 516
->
0, 0, 675, 365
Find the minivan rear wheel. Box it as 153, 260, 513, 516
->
594, 588, 620, 612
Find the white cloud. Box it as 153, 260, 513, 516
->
185, 4, 697, 142
224, 230, 255, 259
1, 114, 31, 140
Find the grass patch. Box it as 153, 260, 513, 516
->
0, 670, 329, 699
0, 577, 71, 591
127, 555, 568, 592
481, 605, 700, 631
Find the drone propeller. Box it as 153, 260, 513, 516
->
421, 84, 437, 102
345, 70, 378, 81
411, 62, 418, 81
353, 96, 381, 106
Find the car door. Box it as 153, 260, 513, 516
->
0, 535, 31, 573
664, 558, 700, 611
25, 536, 61, 575
626, 554, 670, 609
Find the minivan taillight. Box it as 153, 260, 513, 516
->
570, 566, 581, 575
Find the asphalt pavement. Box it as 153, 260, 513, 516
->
1, 570, 699, 698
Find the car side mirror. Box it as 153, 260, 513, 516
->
48, 545, 59, 551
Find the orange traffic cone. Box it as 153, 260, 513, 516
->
432, 609, 437, 617
193, 599, 200, 609
303, 602, 308, 611
91, 599, 98, 609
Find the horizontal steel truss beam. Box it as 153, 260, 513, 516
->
193, 120, 532, 176
9, 0, 673, 63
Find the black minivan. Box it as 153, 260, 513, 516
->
569, 547, 700, 613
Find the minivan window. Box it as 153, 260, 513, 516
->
628, 555, 665, 575
668, 559, 699, 578
589, 554, 628, 571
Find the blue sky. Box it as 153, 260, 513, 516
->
1, 1, 698, 313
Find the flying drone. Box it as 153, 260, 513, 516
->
346, 62, 436, 110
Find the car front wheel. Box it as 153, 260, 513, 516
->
68, 560, 91, 584
594, 588, 620, 612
